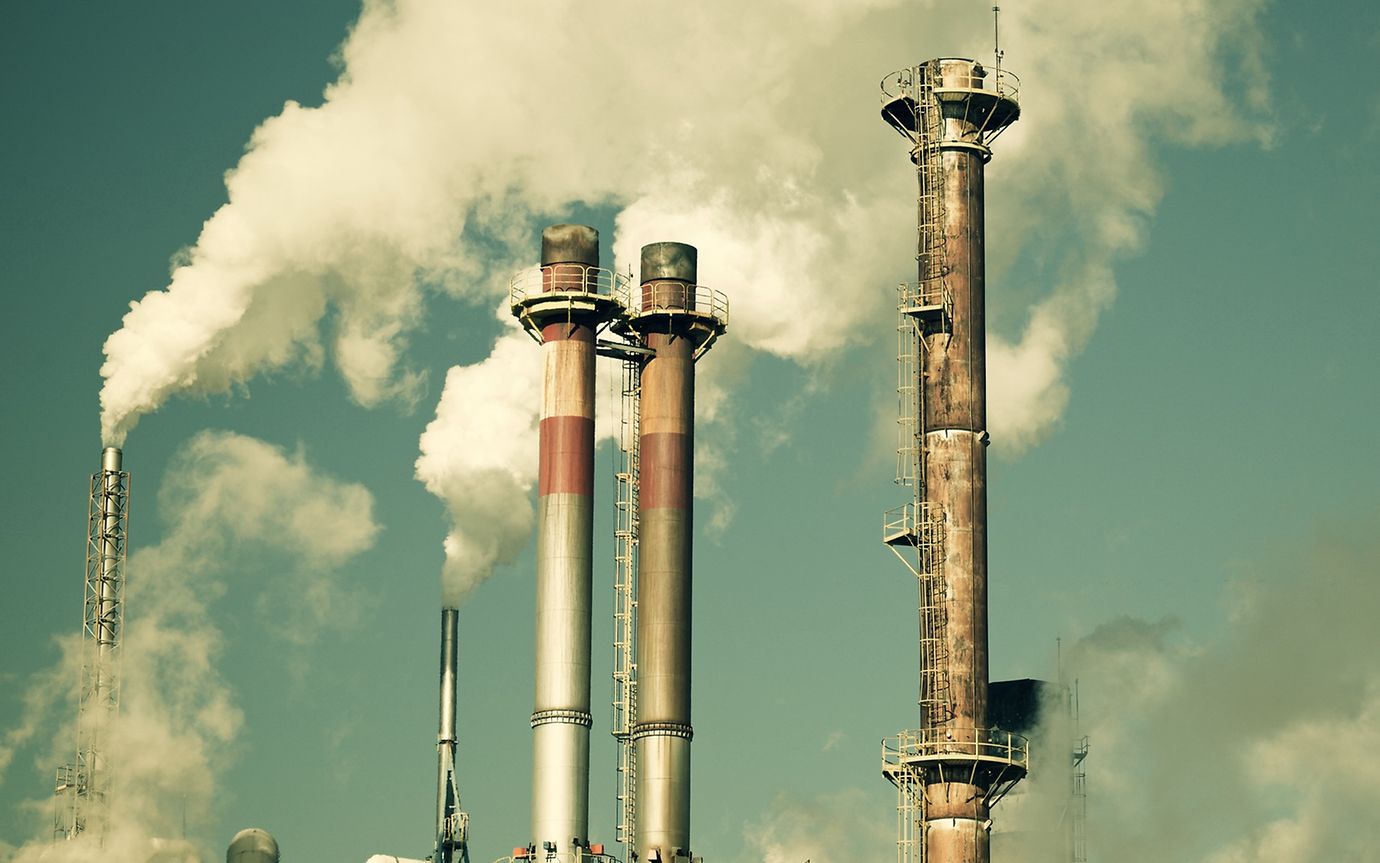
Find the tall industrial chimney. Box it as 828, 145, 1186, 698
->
510, 225, 624, 858
623, 243, 726, 863
55, 446, 130, 842
436, 608, 469, 863
878, 58, 1027, 863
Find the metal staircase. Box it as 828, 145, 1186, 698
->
889, 61, 955, 732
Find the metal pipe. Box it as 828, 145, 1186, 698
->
436, 607, 467, 863
919, 57, 1008, 863
528, 225, 602, 855
632, 242, 698, 863
878, 56, 1023, 863
96, 447, 123, 668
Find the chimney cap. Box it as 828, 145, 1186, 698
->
640, 242, 697, 284
541, 224, 599, 268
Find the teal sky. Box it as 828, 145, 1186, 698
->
3, 3, 1379, 863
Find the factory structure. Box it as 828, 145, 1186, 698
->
504, 227, 727, 863
875, 53, 1087, 863
41, 34, 1089, 863
53, 446, 129, 843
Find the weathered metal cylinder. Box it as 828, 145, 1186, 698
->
542, 224, 600, 294
923, 78, 990, 735
926, 782, 991, 863
919, 55, 1003, 863
633, 242, 698, 862
638, 242, 697, 313
227, 829, 279, 863
529, 224, 600, 853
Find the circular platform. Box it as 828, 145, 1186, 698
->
508, 264, 630, 334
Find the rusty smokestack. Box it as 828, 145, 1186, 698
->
625, 243, 726, 863
511, 224, 621, 857
879, 57, 1026, 863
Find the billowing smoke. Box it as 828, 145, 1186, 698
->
996, 513, 1380, 863
744, 789, 892, 863
95, 0, 1267, 583
0, 432, 378, 862
984, 0, 1270, 450
414, 317, 542, 607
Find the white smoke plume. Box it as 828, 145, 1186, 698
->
984, 0, 1270, 449
744, 789, 892, 863
95, 0, 1268, 581
415, 316, 542, 607
0, 432, 378, 863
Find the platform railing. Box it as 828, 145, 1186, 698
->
881, 62, 1020, 106
508, 264, 632, 308
883, 726, 1030, 770
630, 282, 729, 329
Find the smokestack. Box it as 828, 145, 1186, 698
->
626, 243, 726, 863
510, 224, 622, 856
55, 445, 130, 841
227, 829, 280, 863
879, 58, 1026, 863
436, 608, 468, 863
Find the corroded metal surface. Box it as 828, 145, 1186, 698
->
879, 55, 1023, 863
631, 244, 700, 863
524, 225, 612, 854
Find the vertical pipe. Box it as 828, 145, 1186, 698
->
530, 225, 599, 855
437, 608, 459, 863
924, 137, 988, 734
95, 446, 123, 677
920, 57, 1002, 863
633, 243, 698, 863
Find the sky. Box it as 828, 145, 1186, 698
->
2, 2, 1380, 863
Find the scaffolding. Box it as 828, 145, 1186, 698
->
55, 460, 129, 842
611, 354, 642, 858
1071, 736, 1089, 863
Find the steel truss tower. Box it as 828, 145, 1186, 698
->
55, 447, 129, 843
877, 59, 1026, 863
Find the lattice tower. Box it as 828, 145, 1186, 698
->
55, 453, 128, 843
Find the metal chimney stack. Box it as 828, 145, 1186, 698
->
622, 243, 726, 863
436, 608, 469, 863
510, 225, 624, 858
55, 446, 130, 842
878, 58, 1027, 863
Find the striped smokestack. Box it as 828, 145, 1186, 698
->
626, 243, 725, 863
513, 225, 620, 856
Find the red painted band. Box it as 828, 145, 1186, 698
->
538, 416, 595, 496
639, 432, 691, 509
541, 321, 595, 343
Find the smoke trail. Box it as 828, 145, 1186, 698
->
985, 0, 1270, 450
94, 0, 1267, 579
0, 432, 378, 863
744, 789, 892, 862
1058, 513, 1380, 862
414, 317, 542, 607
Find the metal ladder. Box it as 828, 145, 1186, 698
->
898, 61, 953, 732
611, 354, 641, 855
894, 758, 925, 863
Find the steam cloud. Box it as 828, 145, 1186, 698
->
0, 432, 377, 863
414, 318, 542, 607
1061, 514, 1380, 863
95, 0, 1267, 588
